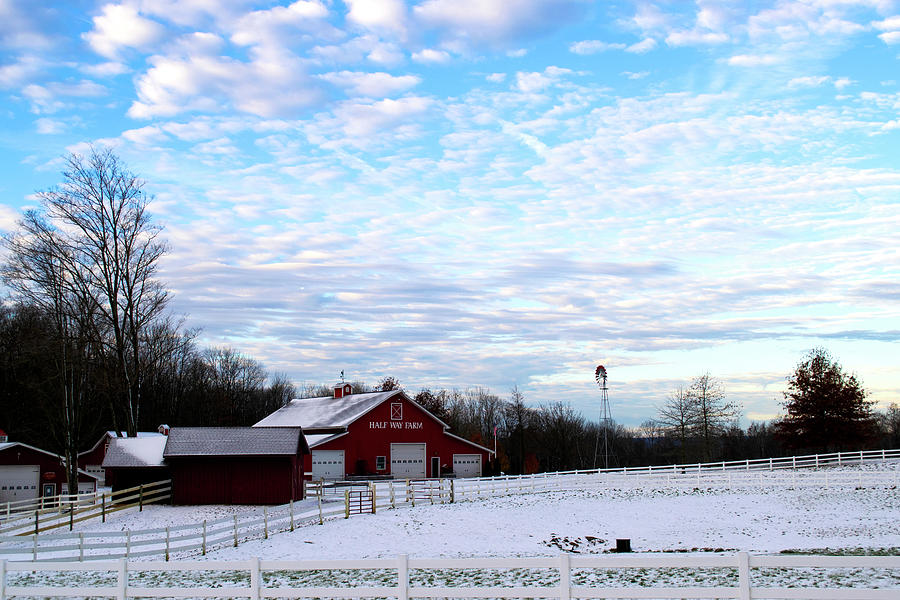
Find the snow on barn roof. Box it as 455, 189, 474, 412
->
305, 432, 347, 448
102, 436, 168, 468
79, 430, 166, 457
253, 390, 408, 429
163, 427, 308, 457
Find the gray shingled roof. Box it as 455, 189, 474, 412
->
163, 427, 306, 457
102, 437, 168, 468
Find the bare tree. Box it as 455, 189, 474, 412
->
656, 385, 697, 464
686, 373, 740, 461
31, 148, 169, 436
2, 213, 96, 494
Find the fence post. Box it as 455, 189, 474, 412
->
264, 507, 268, 539
397, 554, 409, 600
450, 479, 455, 504
165, 527, 170, 561
370, 483, 376, 514
34, 510, 38, 536
1, 558, 6, 600
737, 552, 750, 600
233, 515, 239, 547
318, 494, 323, 525
102, 494, 106, 523
344, 489, 350, 518
289, 500, 295, 531
79, 532, 84, 561
250, 556, 261, 600
390, 482, 395, 509
117, 557, 127, 600
32, 534, 37, 561
202, 520, 207, 555
126, 530, 131, 557
558, 553, 571, 600
139, 485, 143, 512
69, 503, 74, 531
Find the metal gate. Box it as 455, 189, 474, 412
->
346, 489, 373, 514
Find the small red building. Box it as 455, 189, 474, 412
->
101, 436, 170, 491
80, 430, 167, 486
163, 427, 308, 505
254, 385, 493, 480
0, 441, 97, 503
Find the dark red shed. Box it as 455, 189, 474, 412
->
0, 441, 97, 503
163, 427, 308, 505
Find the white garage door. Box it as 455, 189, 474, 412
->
84, 464, 105, 486
0, 465, 40, 503
391, 443, 426, 479
311, 450, 344, 481
453, 454, 482, 478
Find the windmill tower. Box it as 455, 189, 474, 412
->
595, 365, 614, 469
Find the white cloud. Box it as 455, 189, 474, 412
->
35, 117, 66, 134
231, 1, 330, 47
626, 38, 657, 54
412, 48, 451, 64
788, 75, 831, 88
665, 30, 729, 46
872, 16, 900, 31
413, 0, 585, 47
0, 56, 43, 89
728, 54, 780, 67
506, 48, 527, 57
22, 80, 107, 113
345, 0, 407, 35
486, 73, 506, 83
317, 71, 421, 97
80, 61, 130, 77
569, 40, 626, 55
83, 3, 165, 59
311, 96, 432, 142
624, 71, 649, 80
128, 44, 322, 118
311, 35, 405, 67
122, 125, 167, 145
879, 31, 900, 44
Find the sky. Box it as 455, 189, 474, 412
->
1, 0, 899, 427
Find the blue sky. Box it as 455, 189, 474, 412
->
1, 0, 899, 426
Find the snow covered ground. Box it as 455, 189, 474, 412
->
53, 461, 900, 559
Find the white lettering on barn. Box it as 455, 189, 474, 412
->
369, 421, 423, 430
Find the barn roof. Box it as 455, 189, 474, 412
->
79, 430, 166, 457
253, 390, 449, 429
163, 427, 307, 457
102, 437, 168, 468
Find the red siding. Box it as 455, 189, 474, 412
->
306, 395, 490, 478
0, 444, 96, 495
170, 455, 303, 505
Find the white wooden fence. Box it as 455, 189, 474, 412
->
2, 553, 898, 599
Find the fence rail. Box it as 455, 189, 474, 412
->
0, 481, 171, 537
2, 553, 898, 600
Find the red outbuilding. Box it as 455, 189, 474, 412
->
163, 427, 308, 505
0, 441, 97, 503
80, 430, 167, 486
254, 384, 493, 480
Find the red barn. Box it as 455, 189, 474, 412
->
0, 441, 97, 503
80, 430, 167, 486
254, 384, 493, 480
163, 427, 308, 505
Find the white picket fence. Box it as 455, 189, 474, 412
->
2, 553, 899, 599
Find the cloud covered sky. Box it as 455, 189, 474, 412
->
1, 0, 899, 425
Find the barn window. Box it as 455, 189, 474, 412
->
376, 456, 386, 470
391, 403, 402, 420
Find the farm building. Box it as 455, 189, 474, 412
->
101, 436, 170, 491
80, 429, 167, 485
163, 427, 308, 505
0, 441, 97, 503
253, 384, 493, 480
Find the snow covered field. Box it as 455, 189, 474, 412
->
5, 462, 899, 596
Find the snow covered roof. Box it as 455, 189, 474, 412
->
253, 390, 408, 429
305, 432, 348, 448
163, 427, 308, 457
102, 437, 168, 468
79, 430, 166, 457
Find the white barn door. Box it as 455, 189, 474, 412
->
453, 454, 482, 478
311, 450, 345, 480
391, 443, 426, 479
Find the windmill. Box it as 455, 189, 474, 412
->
594, 365, 614, 469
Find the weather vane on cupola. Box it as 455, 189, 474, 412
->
340, 370, 345, 383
